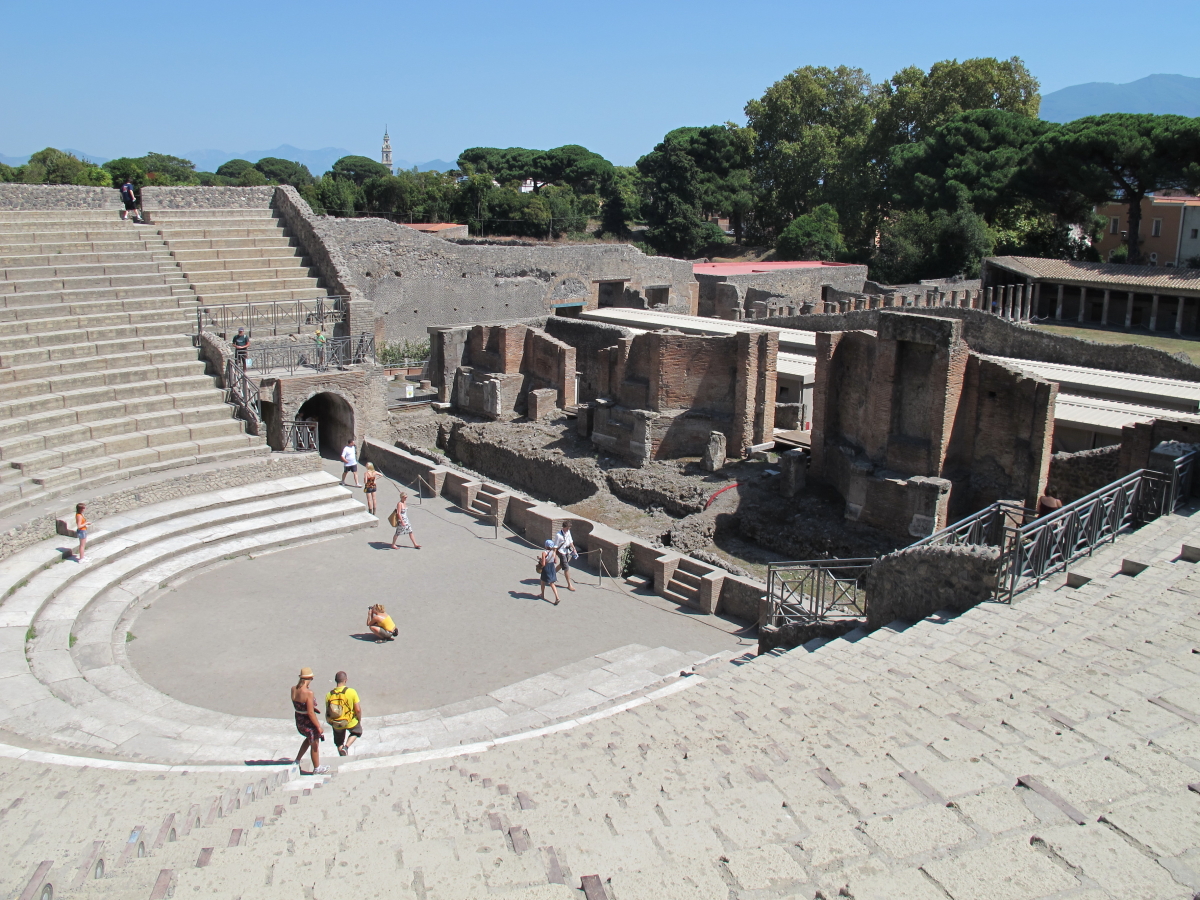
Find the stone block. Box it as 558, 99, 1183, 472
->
652, 553, 684, 597
702, 431, 726, 472
1120, 558, 1149, 576
780, 448, 807, 498
1182, 544, 1200, 563
584, 524, 631, 578
697, 571, 725, 615
527, 388, 558, 421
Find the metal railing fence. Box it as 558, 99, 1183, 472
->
246, 333, 376, 375
764, 558, 874, 627
197, 296, 348, 337
282, 420, 318, 452
225, 359, 261, 425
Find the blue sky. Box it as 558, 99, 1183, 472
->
4, 0, 1197, 167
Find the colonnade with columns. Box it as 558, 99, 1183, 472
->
817, 284, 1032, 321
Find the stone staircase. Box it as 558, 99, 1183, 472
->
147, 208, 326, 306
661, 555, 709, 606
0, 211, 267, 517
3, 501, 1200, 897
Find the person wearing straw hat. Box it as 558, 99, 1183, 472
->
537, 539, 561, 605
291, 667, 329, 774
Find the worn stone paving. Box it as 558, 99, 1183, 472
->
3, 504, 1200, 897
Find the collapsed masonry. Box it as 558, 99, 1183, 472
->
810, 312, 1056, 539
429, 318, 777, 464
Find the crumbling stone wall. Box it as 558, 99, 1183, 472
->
810, 312, 1055, 537
1047, 445, 1121, 503
865, 543, 1000, 629
443, 421, 602, 504
0, 184, 121, 210
1118, 417, 1200, 473
544, 317, 631, 402
312, 215, 696, 342
696, 265, 867, 318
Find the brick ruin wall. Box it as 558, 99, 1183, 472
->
760, 307, 1200, 382
810, 312, 1055, 538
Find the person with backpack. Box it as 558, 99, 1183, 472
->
325, 671, 362, 757
537, 539, 561, 605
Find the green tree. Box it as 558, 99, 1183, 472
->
876, 57, 1040, 148
1031, 113, 1200, 263
775, 204, 847, 260
139, 153, 199, 185
600, 166, 643, 235
102, 157, 147, 188
314, 174, 362, 216
744, 65, 879, 244
637, 138, 724, 257
254, 157, 314, 186
331, 155, 391, 186
871, 206, 994, 283
0, 163, 19, 183
216, 159, 256, 180
20, 148, 110, 185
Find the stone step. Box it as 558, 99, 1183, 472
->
0, 374, 219, 421
0, 295, 196, 323
0, 260, 169, 281
147, 209, 277, 221
0, 319, 191, 349
0, 393, 228, 441
181, 256, 307, 273
192, 287, 327, 305
0, 347, 204, 386
0, 238, 171, 257
0, 441, 270, 521
0, 283, 194, 310
169, 247, 304, 263
180, 267, 316, 286
0, 272, 181, 296
0, 230, 164, 246
163, 237, 292, 252
0, 249, 178, 269
0, 332, 190, 366
2, 359, 209, 401
0, 308, 190, 337
157, 227, 289, 241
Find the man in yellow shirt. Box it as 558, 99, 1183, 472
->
325, 671, 362, 756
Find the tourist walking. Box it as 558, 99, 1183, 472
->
291, 667, 328, 774
537, 539, 561, 605
389, 493, 420, 549
340, 439, 360, 487
231, 327, 250, 369
363, 462, 378, 514
74, 503, 90, 563
553, 521, 578, 592
325, 671, 362, 756
119, 179, 142, 222
367, 604, 398, 642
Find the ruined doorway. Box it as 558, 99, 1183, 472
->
296, 391, 355, 459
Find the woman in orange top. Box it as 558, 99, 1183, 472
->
363, 462, 378, 515
74, 502, 90, 562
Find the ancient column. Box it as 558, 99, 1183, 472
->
1101, 289, 1110, 325
1001, 286, 1010, 319
1177, 297, 1186, 335
1055, 284, 1064, 320
1124, 292, 1135, 328
1149, 294, 1159, 331
1031, 282, 1041, 318
1078, 286, 1087, 323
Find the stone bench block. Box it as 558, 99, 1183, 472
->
527, 388, 558, 421
1121, 558, 1149, 576
442, 471, 481, 512
653, 553, 684, 597
697, 570, 725, 615
1181, 544, 1200, 563
584, 524, 631, 578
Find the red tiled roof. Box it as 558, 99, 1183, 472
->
693, 261, 855, 275
986, 256, 1200, 294
403, 223, 464, 232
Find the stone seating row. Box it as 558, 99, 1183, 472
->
0, 211, 266, 516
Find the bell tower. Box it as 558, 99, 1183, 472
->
381, 126, 393, 175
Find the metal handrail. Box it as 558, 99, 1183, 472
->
247, 333, 376, 375
764, 558, 875, 626
196, 295, 349, 337
225, 359, 261, 424
282, 420, 318, 452
909, 500, 1032, 550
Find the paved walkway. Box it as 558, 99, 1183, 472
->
128, 462, 750, 719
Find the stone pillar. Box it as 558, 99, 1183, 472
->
1078, 286, 1087, 323
1149, 294, 1159, 331
1101, 289, 1110, 325
938, 291, 946, 307
1017, 284, 1026, 320
1177, 297, 1186, 335
1001, 286, 1010, 319
702, 431, 726, 472
1033, 282, 1042, 317
1125, 291, 1134, 328
1055, 283, 1064, 320
780, 448, 807, 498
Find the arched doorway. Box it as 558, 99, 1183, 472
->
296, 392, 355, 459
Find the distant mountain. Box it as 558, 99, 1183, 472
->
1041, 74, 1200, 122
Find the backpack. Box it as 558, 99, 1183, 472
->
327, 687, 353, 727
